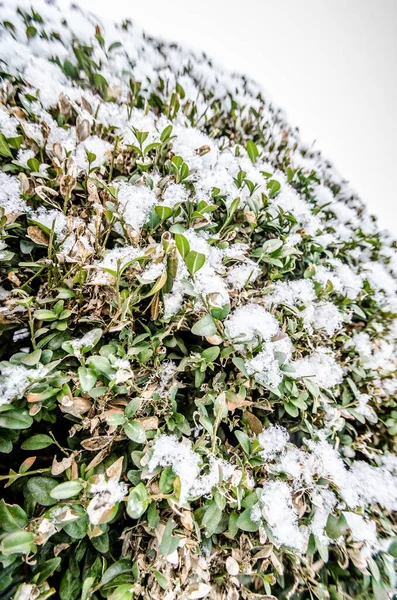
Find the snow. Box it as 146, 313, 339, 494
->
291, 348, 344, 389
226, 262, 261, 290
0, 172, 27, 215
148, 434, 238, 503
0, 362, 48, 406
75, 135, 112, 171
117, 182, 157, 232
264, 279, 316, 308
255, 481, 306, 551
69, 330, 100, 353
258, 424, 289, 460
0, 105, 18, 138
245, 336, 293, 388
224, 304, 279, 346
96, 246, 145, 277
87, 475, 128, 525
303, 301, 343, 336
161, 183, 188, 208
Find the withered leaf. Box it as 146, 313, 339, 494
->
81, 436, 111, 451
106, 456, 124, 479
244, 410, 263, 434
27, 225, 49, 246
60, 397, 92, 417
136, 416, 158, 431
51, 454, 73, 476
85, 448, 109, 472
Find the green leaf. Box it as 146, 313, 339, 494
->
78, 367, 97, 392
246, 140, 258, 163
101, 559, 133, 585
267, 179, 281, 196
21, 434, 53, 450
235, 430, 251, 454
232, 357, 249, 377
7, 135, 22, 150
26, 476, 58, 506
33, 309, 58, 322
132, 128, 149, 146
0, 410, 33, 430
305, 379, 320, 398
191, 314, 217, 337
91, 531, 109, 554
201, 347, 220, 362
174, 233, 190, 259
50, 481, 83, 500
106, 412, 125, 427
1, 531, 35, 555
210, 303, 230, 320
315, 535, 329, 563
34, 557, 62, 584
108, 41, 122, 52
81, 577, 95, 600
261, 239, 283, 254
284, 402, 299, 417
388, 538, 397, 558
0, 133, 13, 158
153, 570, 168, 590
202, 501, 222, 536
60, 569, 81, 600
27, 157, 40, 172
125, 398, 142, 418
325, 513, 347, 539
236, 508, 260, 532
160, 519, 180, 556
108, 585, 134, 600
86, 355, 115, 379
0, 437, 12, 453
160, 124, 173, 143
124, 420, 146, 444
180, 162, 189, 181
19, 349, 42, 366
126, 482, 149, 519
93, 73, 108, 94
155, 205, 173, 221
62, 505, 88, 540
185, 250, 205, 275
0, 501, 28, 532
147, 503, 160, 529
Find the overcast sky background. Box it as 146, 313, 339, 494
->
73, 0, 397, 233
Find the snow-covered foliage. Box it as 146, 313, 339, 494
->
0, 1, 396, 599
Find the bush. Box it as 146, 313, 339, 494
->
0, 1, 396, 599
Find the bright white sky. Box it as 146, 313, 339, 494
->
73, 0, 397, 233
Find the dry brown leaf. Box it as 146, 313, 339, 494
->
187, 583, 212, 599
29, 404, 41, 416
53, 543, 71, 556
205, 335, 223, 345
27, 225, 49, 246
136, 416, 158, 431
51, 455, 73, 476
7, 272, 20, 286
60, 397, 92, 417
225, 556, 239, 576
106, 456, 124, 480
180, 510, 193, 531
227, 395, 253, 413
87, 179, 100, 203
244, 410, 263, 434
27, 392, 42, 403
81, 436, 111, 451
85, 448, 109, 472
